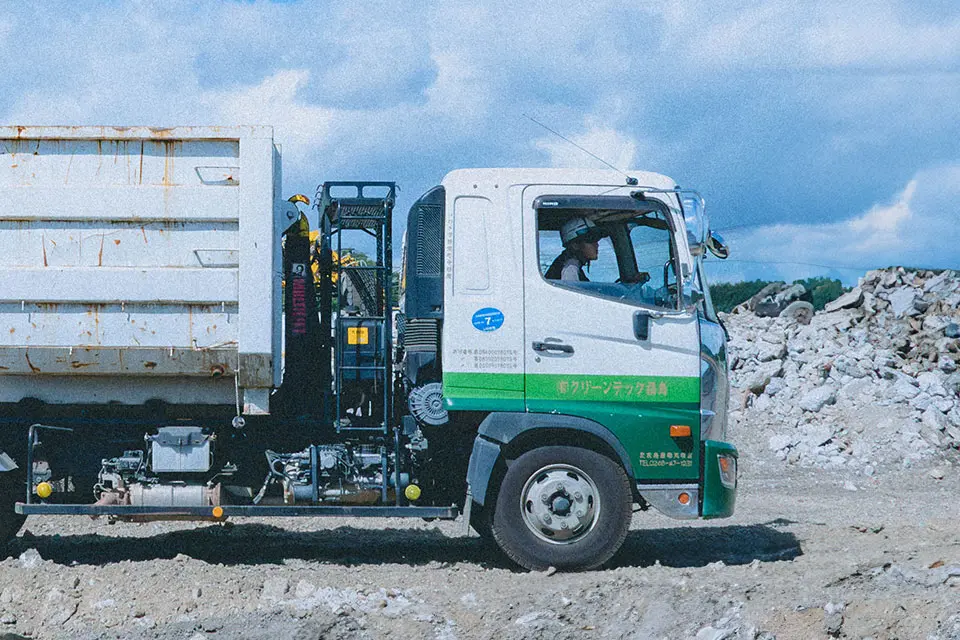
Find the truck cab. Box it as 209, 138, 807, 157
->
400, 169, 736, 569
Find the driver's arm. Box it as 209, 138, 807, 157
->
560, 262, 582, 282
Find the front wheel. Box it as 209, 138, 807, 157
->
491, 446, 632, 571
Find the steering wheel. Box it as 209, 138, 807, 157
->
616, 272, 651, 286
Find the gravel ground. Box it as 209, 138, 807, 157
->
2, 267, 958, 639
1, 442, 957, 639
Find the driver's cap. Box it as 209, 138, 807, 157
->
560, 217, 602, 246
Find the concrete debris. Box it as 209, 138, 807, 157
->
42, 588, 77, 627
887, 287, 919, 318
696, 625, 733, 640
260, 577, 290, 602
747, 282, 811, 319
823, 610, 843, 636
799, 386, 836, 413
823, 287, 863, 313
726, 268, 960, 473
17, 549, 42, 569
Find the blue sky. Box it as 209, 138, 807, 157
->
2, 0, 957, 285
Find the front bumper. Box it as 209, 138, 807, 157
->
701, 440, 737, 518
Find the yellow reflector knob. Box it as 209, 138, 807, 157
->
212, 506, 224, 519
347, 326, 369, 345
404, 484, 422, 501
35, 482, 53, 499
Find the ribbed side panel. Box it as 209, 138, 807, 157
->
402, 318, 439, 352
415, 204, 443, 276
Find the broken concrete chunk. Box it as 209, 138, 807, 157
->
887, 287, 919, 317
824, 287, 864, 313
799, 386, 836, 412
261, 577, 290, 602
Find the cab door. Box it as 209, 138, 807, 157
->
520, 183, 702, 481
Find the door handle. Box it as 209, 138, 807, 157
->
634, 310, 655, 341
532, 341, 574, 354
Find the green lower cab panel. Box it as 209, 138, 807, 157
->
701, 440, 738, 519
442, 372, 525, 412
443, 371, 702, 482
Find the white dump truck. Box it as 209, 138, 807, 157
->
0, 126, 735, 571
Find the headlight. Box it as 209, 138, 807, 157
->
717, 453, 737, 489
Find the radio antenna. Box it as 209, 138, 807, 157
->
523, 113, 637, 185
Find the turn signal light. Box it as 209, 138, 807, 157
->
670, 425, 691, 437
718, 453, 737, 489
212, 506, 224, 519
677, 492, 691, 505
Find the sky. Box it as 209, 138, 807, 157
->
1, 0, 957, 285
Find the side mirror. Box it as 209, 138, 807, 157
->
706, 231, 729, 259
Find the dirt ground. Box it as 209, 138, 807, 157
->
1, 443, 958, 640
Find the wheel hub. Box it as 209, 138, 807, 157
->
520, 464, 600, 544
551, 495, 572, 516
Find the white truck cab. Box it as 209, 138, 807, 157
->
400, 168, 736, 570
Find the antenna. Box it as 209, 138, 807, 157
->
523, 113, 637, 185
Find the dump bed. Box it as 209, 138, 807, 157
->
0, 126, 282, 414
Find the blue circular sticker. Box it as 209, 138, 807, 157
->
472, 307, 504, 332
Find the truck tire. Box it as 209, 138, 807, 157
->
0, 473, 26, 548
782, 300, 814, 325
491, 446, 632, 571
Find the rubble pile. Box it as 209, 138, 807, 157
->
725, 267, 960, 474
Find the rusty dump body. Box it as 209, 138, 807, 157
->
0, 126, 284, 415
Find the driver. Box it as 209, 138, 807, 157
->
545, 217, 651, 285
545, 217, 602, 282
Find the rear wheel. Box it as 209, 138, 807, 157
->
0, 472, 26, 548
491, 446, 632, 571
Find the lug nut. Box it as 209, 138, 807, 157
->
574, 492, 583, 501
542, 514, 552, 524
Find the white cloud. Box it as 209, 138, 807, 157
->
204, 69, 335, 165
847, 179, 915, 252
661, 1, 960, 72
723, 164, 960, 283
535, 122, 639, 171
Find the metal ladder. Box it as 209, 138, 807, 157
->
319, 182, 396, 434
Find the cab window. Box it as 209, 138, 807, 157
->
535, 196, 679, 310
